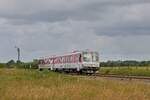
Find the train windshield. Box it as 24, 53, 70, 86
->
92, 52, 99, 62
83, 52, 92, 62
83, 52, 99, 62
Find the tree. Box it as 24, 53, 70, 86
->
6, 60, 16, 68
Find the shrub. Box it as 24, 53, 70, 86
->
0, 63, 6, 68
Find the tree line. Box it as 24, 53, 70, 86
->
0, 59, 39, 69
100, 60, 150, 67
0, 60, 150, 68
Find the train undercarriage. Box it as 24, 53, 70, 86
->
39, 67, 99, 74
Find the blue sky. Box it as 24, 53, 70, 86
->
0, 0, 150, 62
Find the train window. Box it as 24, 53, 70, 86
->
39, 60, 44, 64
92, 52, 99, 62
83, 52, 92, 62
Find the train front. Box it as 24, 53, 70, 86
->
81, 51, 100, 73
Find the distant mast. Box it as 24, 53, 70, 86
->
15, 46, 20, 62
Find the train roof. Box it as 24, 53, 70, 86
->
39, 51, 82, 59
39, 50, 98, 59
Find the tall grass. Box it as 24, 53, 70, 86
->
0, 68, 150, 100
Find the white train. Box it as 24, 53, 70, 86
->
38, 50, 100, 73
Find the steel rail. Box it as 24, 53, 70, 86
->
92, 74, 150, 80
68, 73, 150, 81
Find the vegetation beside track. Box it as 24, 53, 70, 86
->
0, 68, 150, 100
99, 66, 150, 77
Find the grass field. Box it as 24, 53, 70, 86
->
0, 68, 150, 100
99, 66, 150, 76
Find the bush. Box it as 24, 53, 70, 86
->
6, 60, 16, 68
16, 60, 39, 69
0, 63, 6, 68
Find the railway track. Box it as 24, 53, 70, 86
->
92, 74, 150, 81
69, 73, 150, 81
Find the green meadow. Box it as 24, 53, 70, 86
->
0, 68, 150, 100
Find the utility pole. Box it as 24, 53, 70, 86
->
15, 46, 21, 62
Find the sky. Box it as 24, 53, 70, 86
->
0, 0, 150, 62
